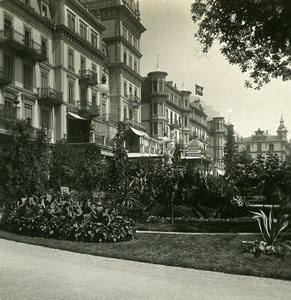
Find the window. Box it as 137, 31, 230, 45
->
4, 16, 12, 38
41, 4, 48, 17
80, 57, 86, 71
128, 33, 133, 44
159, 81, 164, 92
68, 49, 74, 71
24, 104, 32, 121
23, 64, 33, 89
91, 31, 98, 47
153, 80, 158, 92
158, 103, 163, 115
68, 11, 75, 31
153, 123, 158, 135
123, 81, 127, 97
123, 51, 127, 64
41, 38, 47, 57
246, 144, 250, 151
269, 144, 274, 151
134, 87, 138, 96
124, 107, 127, 120
184, 117, 188, 127
24, 28, 31, 48
4, 55, 14, 81
133, 37, 137, 49
123, 27, 127, 39
257, 143, 262, 152
80, 88, 87, 102
153, 103, 157, 115
185, 99, 188, 108
41, 110, 50, 129
92, 92, 97, 106
41, 73, 48, 88
80, 21, 87, 39
68, 81, 74, 104
129, 85, 133, 96
134, 59, 137, 72
129, 55, 132, 68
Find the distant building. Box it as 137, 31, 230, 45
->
237, 116, 291, 161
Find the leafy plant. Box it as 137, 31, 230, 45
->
0, 193, 135, 243
252, 209, 290, 245
242, 208, 291, 258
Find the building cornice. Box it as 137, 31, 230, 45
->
104, 36, 142, 58
2, 0, 54, 35
109, 62, 143, 84
55, 25, 106, 64
61, 0, 105, 32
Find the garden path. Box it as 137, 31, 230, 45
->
0, 238, 290, 300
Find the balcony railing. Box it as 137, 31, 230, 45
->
128, 95, 141, 109
169, 120, 181, 129
0, 66, 12, 88
0, 104, 17, 120
124, 118, 147, 131
0, 29, 47, 62
67, 134, 90, 143
79, 69, 98, 86
77, 100, 99, 117
94, 133, 115, 147
37, 87, 63, 106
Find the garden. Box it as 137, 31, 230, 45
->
0, 119, 291, 279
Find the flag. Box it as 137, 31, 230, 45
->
195, 84, 204, 96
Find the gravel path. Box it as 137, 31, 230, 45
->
0, 238, 291, 300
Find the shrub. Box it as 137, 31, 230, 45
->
1, 193, 135, 243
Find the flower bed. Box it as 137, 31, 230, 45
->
136, 215, 258, 233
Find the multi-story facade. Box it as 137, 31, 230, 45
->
80, 0, 159, 156
141, 68, 212, 163
237, 117, 291, 161
0, 0, 118, 155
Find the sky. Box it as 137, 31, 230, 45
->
138, 0, 291, 138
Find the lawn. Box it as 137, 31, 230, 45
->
0, 230, 290, 281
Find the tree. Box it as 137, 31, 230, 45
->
0, 119, 50, 202
191, 0, 291, 89
224, 124, 237, 177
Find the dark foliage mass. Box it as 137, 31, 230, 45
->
191, 0, 291, 89
1, 193, 135, 243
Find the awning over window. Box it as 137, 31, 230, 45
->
130, 127, 150, 139
68, 112, 87, 120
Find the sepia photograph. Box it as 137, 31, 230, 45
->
0, 0, 291, 299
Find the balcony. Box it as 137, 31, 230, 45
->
0, 67, 12, 88
128, 95, 141, 109
0, 29, 47, 62
0, 104, 17, 121
79, 69, 98, 86
77, 100, 100, 117
124, 118, 147, 132
95, 133, 115, 147
37, 87, 63, 106
169, 120, 181, 130
67, 134, 90, 143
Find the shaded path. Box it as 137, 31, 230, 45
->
0, 238, 290, 300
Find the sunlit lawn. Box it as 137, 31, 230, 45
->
0, 230, 290, 281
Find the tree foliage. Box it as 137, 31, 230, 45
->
0, 119, 50, 202
191, 0, 291, 89
224, 125, 237, 177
